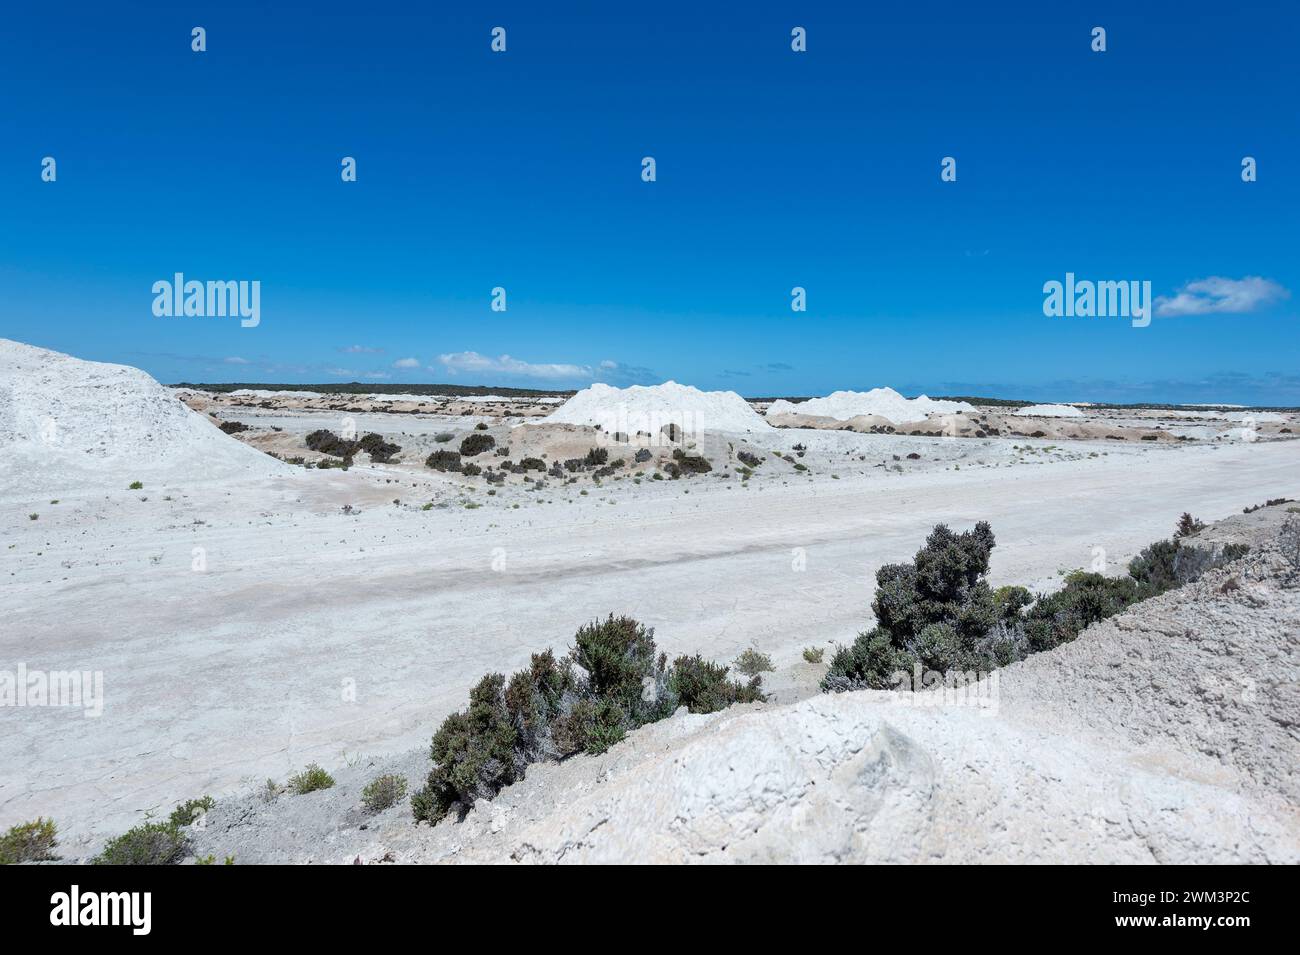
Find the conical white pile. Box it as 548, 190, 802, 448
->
1013, 404, 1085, 418
766, 388, 974, 424
545, 381, 769, 434
0, 339, 285, 491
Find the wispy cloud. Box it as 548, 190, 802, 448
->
223, 356, 250, 365
1155, 276, 1289, 317
435, 351, 593, 380
392, 357, 420, 369
338, 344, 385, 354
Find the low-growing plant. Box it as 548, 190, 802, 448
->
0, 818, 58, 864
93, 821, 187, 865
434, 432, 455, 443
1175, 512, 1206, 539
733, 648, 774, 676
169, 796, 215, 829
287, 764, 334, 795
460, 433, 496, 456
802, 646, 825, 664
425, 449, 463, 472
412, 616, 765, 825
361, 774, 408, 813
128, 481, 143, 490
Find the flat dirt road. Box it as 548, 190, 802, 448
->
3, 435, 1298, 844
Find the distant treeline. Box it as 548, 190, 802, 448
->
172, 382, 575, 398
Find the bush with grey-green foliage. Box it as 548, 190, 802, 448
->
287, 764, 335, 795
733, 648, 774, 676
823, 521, 1252, 692
361, 774, 408, 813
169, 795, 214, 828
93, 821, 187, 865
411, 615, 765, 825
0, 818, 58, 864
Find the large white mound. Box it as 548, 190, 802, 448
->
1013, 403, 1085, 418
766, 388, 974, 424
545, 381, 770, 434
0, 339, 286, 491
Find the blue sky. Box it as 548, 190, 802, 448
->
1, 1, 1296, 403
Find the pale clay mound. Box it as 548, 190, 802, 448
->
1013, 403, 1085, 418
767, 388, 975, 424
0, 339, 286, 489
545, 381, 769, 434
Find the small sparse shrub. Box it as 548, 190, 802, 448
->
583, 447, 609, 466
93, 822, 186, 865
361, 774, 408, 813
169, 796, 214, 829
1175, 512, 1206, 539
128, 481, 143, 490
733, 648, 774, 676
672, 448, 712, 474
737, 450, 762, 468
460, 433, 496, 456
425, 449, 463, 472
0, 818, 58, 864
475, 422, 489, 431
287, 764, 334, 795
461, 463, 482, 477
802, 646, 825, 664
671, 655, 764, 712
219, 420, 250, 434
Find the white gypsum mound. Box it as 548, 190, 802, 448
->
545, 381, 770, 434
0, 338, 287, 490
1013, 403, 1085, 418
766, 388, 974, 424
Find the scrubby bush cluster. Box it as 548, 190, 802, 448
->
305, 429, 401, 463
459, 433, 495, 456
425, 449, 462, 471
361, 774, 408, 813
287, 764, 335, 795
411, 615, 764, 824
0, 818, 58, 864
823, 520, 1251, 692
218, 420, 250, 434
93, 821, 188, 865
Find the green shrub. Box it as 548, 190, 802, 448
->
0, 818, 58, 864
670, 655, 764, 712
413, 674, 519, 824
169, 796, 214, 828
425, 449, 462, 472
1174, 512, 1206, 539
733, 648, 774, 676
287, 764, 334, 795
671, 448, 712, 474
361, 774, 408, 813
460, 433, 496, 456
93, 822, 187, 865
128, 481, 143, 490
358, 432, 401, 462
412, 616, 765, 824
802, 646, 825, 664
824, 521, 1254, 693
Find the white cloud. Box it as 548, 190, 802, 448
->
392, 357, 420, 369
339, 344, 385, 354
364, 371, 391, 380
223, 356, 250, 364
1155, 276, 1289, 317
435, 351, 593, 380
